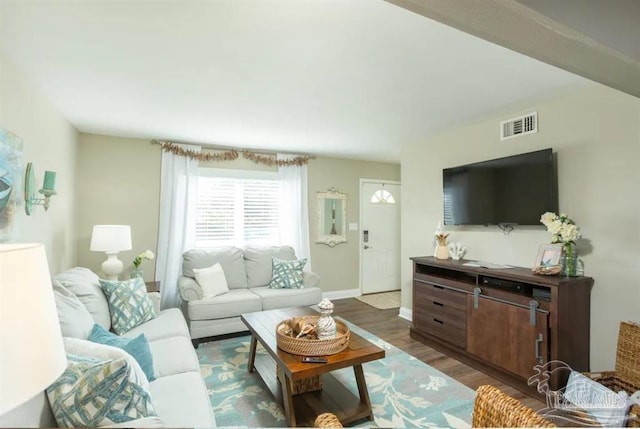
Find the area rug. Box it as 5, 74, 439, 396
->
356, 290, 401, 309
196, 320, 473, 428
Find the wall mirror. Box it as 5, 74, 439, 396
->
316, 187, 347, 247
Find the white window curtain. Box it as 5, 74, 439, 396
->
156, 144, 200, 309
277, 154, 311, 271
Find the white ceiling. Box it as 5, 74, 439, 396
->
0, 0, 587, 162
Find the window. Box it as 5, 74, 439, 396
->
370, 189, 396, 204
195, 170, 280, 248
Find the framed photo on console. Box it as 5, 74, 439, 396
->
534, 244, 563, 268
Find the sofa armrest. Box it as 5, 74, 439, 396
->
303, 271, 320, 288
178, 276, 203, 302
147, 292, 161, 314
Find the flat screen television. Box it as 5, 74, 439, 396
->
443, 148, 558, 226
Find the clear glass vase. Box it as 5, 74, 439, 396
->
130, 268, 143, 279
562, 244, 579, 277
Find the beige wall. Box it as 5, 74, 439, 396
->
75, 137, 400, 291
0, 55, 78, 272
76, 134, 161, 280
308, 157, 400, 292
401, 82, 640, 370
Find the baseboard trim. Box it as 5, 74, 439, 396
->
323, 288, 361, 300
398, 306, 413, 321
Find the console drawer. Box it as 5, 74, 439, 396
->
414, 296, 466, 330
415, 281, 466, 311
414, 312, 466, 349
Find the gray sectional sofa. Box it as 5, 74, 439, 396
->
178, 246, 323, 343
0, 267, 215, 428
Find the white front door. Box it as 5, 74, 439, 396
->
360, 180, 401, 294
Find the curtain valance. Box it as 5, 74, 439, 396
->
152, 140, 313, 166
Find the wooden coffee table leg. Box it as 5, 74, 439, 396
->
281, 372, 297, 427
354, 364, 374, 420
247, 335, 257, 373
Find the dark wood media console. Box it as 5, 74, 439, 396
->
410, 256, 593, 392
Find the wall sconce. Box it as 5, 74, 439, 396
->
24, 162, 56, 215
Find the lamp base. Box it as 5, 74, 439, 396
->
102, 252, 123, 281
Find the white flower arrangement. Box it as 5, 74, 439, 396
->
133, 250, 155, 269
540, 212, 581, 247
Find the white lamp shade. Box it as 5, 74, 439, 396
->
0, 244, 67, 415
90, 225, 132, 252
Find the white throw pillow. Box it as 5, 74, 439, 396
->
564, 371, 630, 427
63, 337, 150, 390
193, 263, 229, 298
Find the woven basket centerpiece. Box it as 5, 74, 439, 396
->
276, 316, 350, 356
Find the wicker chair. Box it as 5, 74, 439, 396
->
472, 385, 555, 428
583, 321, 640, 427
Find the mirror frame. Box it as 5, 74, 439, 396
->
316, 187, 347, 247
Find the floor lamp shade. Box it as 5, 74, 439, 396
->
0, 244, 67, 416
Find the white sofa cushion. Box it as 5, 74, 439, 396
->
121, 308, 190, 342
251, 286, 323, 311
52, 281, 95, 339
193, 263, 229, 298
149, 372, 215, 428
188, 289, 262, 321
244, 246, 296, 287
53, 267, 111, 329
182, 247, 248, 289
149, 336, 200, 378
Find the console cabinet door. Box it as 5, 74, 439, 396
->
466, 296, 548, 379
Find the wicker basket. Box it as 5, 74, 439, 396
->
582, 321, 640, 427
314, 412, 343, 428
276, 316, 350, 356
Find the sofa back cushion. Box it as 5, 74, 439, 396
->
52, 281, 95, 339
182, 247, 248, 289
244, 246, 296, 287
52, 267, 111, 329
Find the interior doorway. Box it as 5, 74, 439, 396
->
359, 179, 401, 295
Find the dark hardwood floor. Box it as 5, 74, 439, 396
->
333, 297, 546, 410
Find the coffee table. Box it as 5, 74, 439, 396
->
241, 307, 385, 427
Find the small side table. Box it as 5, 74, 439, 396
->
145, 281, 160, 293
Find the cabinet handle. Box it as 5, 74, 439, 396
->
432, 284, 444, 290
529, 300, 539, 326
433, 318, 444, 325
433, 301, 444, 307
535, 333, 544, 363
473, 287, 481, 309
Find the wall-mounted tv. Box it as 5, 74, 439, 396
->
443, 148, 558, 226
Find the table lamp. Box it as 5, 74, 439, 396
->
90, 225, 132, 280
0, 243, 67, 415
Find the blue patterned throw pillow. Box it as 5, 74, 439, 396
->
46, 354, 158, 427
100, 277, 156, 335
88, 324, 155, 381
268, 258, 307, 289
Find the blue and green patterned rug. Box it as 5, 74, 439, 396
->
196, 321, 474, 428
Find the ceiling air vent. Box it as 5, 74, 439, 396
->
500, 112, 537, 140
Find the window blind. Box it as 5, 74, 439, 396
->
196, 176, 280, 248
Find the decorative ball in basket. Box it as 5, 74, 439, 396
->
276, 300, 350, 356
